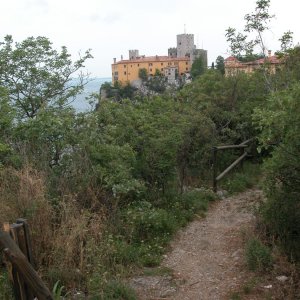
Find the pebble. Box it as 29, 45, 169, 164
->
276, 275, 288, 282
263, 284, 272, 289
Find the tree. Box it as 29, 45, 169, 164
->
191, 56, 205, 79
0, 35, 92, 119
138, 68, 148, 82
101, 81, 137, 101
225, 0, 275, 90
146, 69, 167, 93
0, 87, 15, 166
253, 83, 300, 259
215, 56, 225, 75
244, 0, 274, 56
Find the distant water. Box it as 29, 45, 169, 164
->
71, 77, 111, 112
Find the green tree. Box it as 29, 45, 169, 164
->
138, 68, 148, 82
253, 83, 300, 259
226, 0, 275, 90
215, 56, 225, 75
0, 35, 92, 118
0, 87, 15, 166
191, 56, 205, 79
102, 81, 137, 101
146, 69, 167, 93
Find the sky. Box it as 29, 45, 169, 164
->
1, 0, 299, 78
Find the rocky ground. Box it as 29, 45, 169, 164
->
130, 189, 298, 300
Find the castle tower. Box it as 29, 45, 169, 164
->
176, 34, 195, 58
129, 50, 139, 60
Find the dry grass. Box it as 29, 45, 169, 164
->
0, 166, 106, 291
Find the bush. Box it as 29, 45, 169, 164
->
220, 162, 261, 194
103, 281, 136, 300
181, 189, 216, 211
0, 268, 13, 300
124, 202, 177, 243
245, 238, 273, 271
254, 83, 300, 261
94, 280, 136, 300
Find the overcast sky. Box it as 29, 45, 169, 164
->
1, 0, 299, 78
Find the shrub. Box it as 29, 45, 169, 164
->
180, 189, 216, 212
220, 162, 261, 194
245, 238, 273, 271
98, 280, 136, 300
124, 202, 177, 243
0, 268, 13, 300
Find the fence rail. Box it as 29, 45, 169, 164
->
0, 219, 53, 300
212, 138, 254, 192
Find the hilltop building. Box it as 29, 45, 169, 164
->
111, 33, 207, 86
224, 51, 282, 76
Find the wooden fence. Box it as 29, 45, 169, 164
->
0, 219, 53, 300
212, 138, 254, 192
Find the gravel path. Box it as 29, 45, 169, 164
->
131, 189, 264, 300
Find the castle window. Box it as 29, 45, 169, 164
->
161, 63, 163, 66
124, 65, 126, 68
186, 62, 188, 65
186, 67, 188, 71
150, 68, 152, 72
138, 64, 139, 66
149, 63, 153, 66
161, 68, 163, 71
124, 71, 126, 75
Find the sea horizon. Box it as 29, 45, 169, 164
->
72, 77, 112, 112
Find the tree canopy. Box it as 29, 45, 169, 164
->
191, 55, 205, 79
0, 35, 92, 119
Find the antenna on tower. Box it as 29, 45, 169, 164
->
184, 24, 186, 34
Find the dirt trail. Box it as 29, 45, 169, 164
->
131, 189, 264, 300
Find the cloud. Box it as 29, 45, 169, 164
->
23, 0, 49, 14
88, 12, 121, 24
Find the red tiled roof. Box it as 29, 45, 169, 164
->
225, 56, 238, 62
114, 56, 190, 64
225, 55, 282, 65
253, 55, 281, 64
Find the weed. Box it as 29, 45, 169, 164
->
245, 238, 273, 272
242, 277, 258, 294
0, 268, 13, 300
230, 291, 242, 300
220, 162, 261, 194
52, 280, 68, 300
143, 266, 173, 277
100, 280, 136, 300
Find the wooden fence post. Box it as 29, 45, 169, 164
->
10, 223, 28, 300
16, 219, 34, 266
1, 220, 53, 300
212, 139, 254, 192
0, 231, 53, 300
212, 147, 217, 192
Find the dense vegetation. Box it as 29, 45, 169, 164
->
0, 1, 300, 298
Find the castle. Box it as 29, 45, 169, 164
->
111, 33, 207, 86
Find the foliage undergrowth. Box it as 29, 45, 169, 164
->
220, 162, 262, 194
245, 238, 273, 272
0, 267, 13, 300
